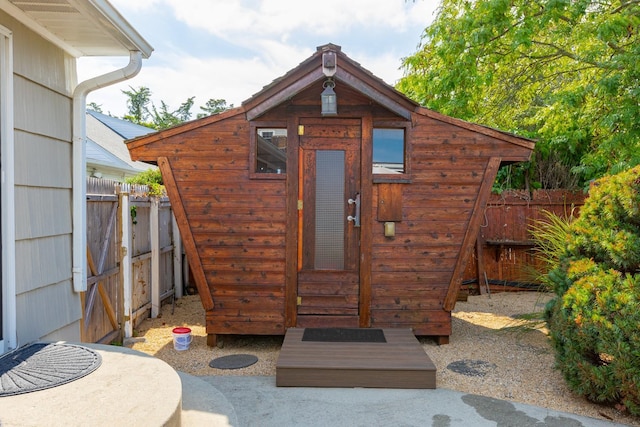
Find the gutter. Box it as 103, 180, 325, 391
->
71, 51, 143, 292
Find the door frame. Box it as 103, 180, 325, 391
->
284, 113, 373, 329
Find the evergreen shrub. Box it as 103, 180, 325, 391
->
545, 166, 640, 415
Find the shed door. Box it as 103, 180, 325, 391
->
297, 118, 361, 327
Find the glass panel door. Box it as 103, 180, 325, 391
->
314, 150, 345, 269
296, 118, 361, 325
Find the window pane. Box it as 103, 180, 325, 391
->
373, 128, 404, 174
256, 128, 287, 173
315, 150, 345, 270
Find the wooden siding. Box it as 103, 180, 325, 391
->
127, 45, 534, 343
463, 190, 585, 293
159, 113, 288, 335
368, 117, 529, 335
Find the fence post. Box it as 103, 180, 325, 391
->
150, 197, 160, 318
172, 212, 183, 299
120, 190, 134, 338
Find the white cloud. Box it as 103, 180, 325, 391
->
150, 0, 437, 43
81, 0, 440, 117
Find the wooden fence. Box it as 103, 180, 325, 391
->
83, 178, 183, 344
462, 189, 586, 295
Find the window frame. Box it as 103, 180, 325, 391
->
372, 121, 411, 184
249, 121, 288, 180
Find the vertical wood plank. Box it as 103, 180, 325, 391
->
285, 118, 301, 328
172, 213, 183, 299
150, 197, 160, 318
115, 187, 125, 344
120, 190, 134, 338
476, 237, 486, 295
359, 113, 373, 327
444, 157, 502, 310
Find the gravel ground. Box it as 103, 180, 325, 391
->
128, 292, 639, 426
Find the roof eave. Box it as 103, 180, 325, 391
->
244, 44, 417, 121
75, 0, 153, 58
0, 0, 153, 58
416, 107, 536, 152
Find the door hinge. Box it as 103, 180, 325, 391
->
298, 125, 304, 135
297, 296, 302, 306
297, 200, 303, 210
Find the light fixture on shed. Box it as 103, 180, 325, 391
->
321, 78, 337, 116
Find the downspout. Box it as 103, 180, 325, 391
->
71, 51, 142, 292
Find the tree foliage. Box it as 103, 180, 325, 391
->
122, 86, 154, 127
197, 98, 233, 118
120, 86, 231, 130
543, 166, 640, 415
124, 167, 165, 196
399, 0, 640, 190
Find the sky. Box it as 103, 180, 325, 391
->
78, 0, 441, 119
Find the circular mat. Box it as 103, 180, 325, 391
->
0, 343, 102, 397
446, 359, 496, 377
209, 354, 258, 370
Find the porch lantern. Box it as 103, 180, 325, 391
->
321, 78, 337, 116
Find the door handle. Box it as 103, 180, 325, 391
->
347, 193, 360, 227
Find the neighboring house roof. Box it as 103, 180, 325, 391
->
86, 109, 155, 176
1, 0, 153, 58
88, 109, 154, 140
86, 138, 136, 170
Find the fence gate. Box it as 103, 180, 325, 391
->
84, 179, 121, 343
83, 178, 183, 344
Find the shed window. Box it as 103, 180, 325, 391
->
373, 128, 405, 174
256, 128, 287, 174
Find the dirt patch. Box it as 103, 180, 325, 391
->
128, 292, 639, 426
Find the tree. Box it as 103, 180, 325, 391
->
121, 86, 154, 127
150, 97, 195, 130
125, 167, 164, 196
87, 102, 103, 114
197, 98, 233, 118
399, 0, 640, 190
120, 86, 231, 130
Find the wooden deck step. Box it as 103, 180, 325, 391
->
276, 328, 436, 389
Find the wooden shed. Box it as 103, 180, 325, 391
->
127, 44, 534, 345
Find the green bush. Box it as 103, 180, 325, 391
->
545, 166, 640, 415
125, 168, 165, 196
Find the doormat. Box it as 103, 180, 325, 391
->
209, 354, 259, 370
0, 343, 102, 397
302, 328, 386, 343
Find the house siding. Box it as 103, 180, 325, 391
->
14, 131, 72, 188
2, 12, 79, 344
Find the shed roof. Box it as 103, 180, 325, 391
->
127, 44, 534, 154
1, 0, 153, 58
